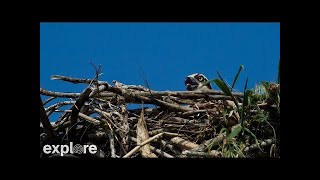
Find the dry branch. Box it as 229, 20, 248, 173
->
45, 101, 76, 116
51, 75, 243, 96
51, 75, 109, 85
40, 88, 80, 98
182, 150, 222, 158
43, 97, 57, 105
123, 133, 164, 158
69, 88, 92, 138
170, 137, 200, 150
40, 96, 56, 139
107, 130, 117, 158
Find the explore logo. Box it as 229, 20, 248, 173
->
43, 142, 97, 156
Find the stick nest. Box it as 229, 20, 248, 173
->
40, 75, 280, 158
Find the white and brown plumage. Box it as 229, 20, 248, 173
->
184, 73, 212, 91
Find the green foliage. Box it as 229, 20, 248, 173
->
208, 63, 280, 158
213, 79, 232, 97
227, 125, 242, 140
232, 65, 244, 90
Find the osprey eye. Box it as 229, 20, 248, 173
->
198, 76, 204, 81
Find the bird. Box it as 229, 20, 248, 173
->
184, 73, 212, 91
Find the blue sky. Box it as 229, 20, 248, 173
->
40, 22, 280, 121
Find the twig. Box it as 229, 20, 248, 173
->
130, 137, 174, 158
89, 62, 102, 88
123, 132, 164, 158
45, 101, 76, 116
43, 97, 57, 105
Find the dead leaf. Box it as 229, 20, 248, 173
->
136, 106, 157, 158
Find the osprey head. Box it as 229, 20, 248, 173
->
184, 73, 212, 91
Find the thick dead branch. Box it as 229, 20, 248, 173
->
107, 130, 117, 158
40, 96, 56, 139
78, 113, 100, 125
170, 137, 200, 150
204, 133, 226, 149
154, 99, 193, 112
120, 105, 130, 152
147, 90, 243, 97
69, 88, 92, 138
160, 140, 181, 155
182, 150, 222, 158
51, 75, 109, 85
62, 110, 100, 125
45, 101, 76, 116
180, 110, 209, 117
40, 88, 80, 98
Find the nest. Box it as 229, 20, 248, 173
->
40, 75, 280, 158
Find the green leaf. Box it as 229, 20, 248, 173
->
213, 79, 232, 96
219, 127, 227, 134
227, 125, 242, 140
244, 127, 263, 152
217, 71, 224, 82
241, 77, 249, 126
244, 77, 249, 94
244, 127, 257, 140
214, 71, 241, 109
214, 78, 239, 109
202, 79, 215, 87
231, 65, 244, 90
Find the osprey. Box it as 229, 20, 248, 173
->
184, 73, 212, 91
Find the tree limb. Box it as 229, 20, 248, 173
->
40, 96, 56, 139
69, 88, 92, 139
